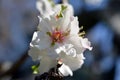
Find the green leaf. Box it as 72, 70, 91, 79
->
61, 5, 67, 12
31, 64, 40, 74
56, 5, 67, 19
59, 12, 63, 18
46, 32, 52, 36
33, 69, 39, 74
51, 41, 55, 47
56, 12, 63, 18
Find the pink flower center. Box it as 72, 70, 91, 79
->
46, 28, 70, 46
51, 30, 64, 43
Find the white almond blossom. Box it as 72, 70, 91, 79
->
54, 1, 74, 17
29, 3, 92, 76
36, 0, 74, 19
36, 0, 54, 18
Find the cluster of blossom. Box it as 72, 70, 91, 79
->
28, 0, 92, 77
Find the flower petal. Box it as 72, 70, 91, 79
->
28, 47, 47, 61
28, 47, 41, 61
53, 4, 72, 31
37, 17, 52, 33
59, 52, 85, 71
66, 35, 85, 54
36, 0, 54, 18
38, 56, 57, 74
69, 17, 80, 35
30, 31, 51, 50
58, 63, 73, 76
62, 44, 77, 57
80, 37, 93, 50
47, 47, 59, 58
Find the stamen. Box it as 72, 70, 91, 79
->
46, 28, 69, 46
79, 31, 85, 37
80, 26, 83, 30
52, 30, 64, 43
79, 26, 85, 37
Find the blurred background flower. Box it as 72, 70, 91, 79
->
0, 0, 120, 80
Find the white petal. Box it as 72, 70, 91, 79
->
61, 9, 71, 31
59, 52, 85, 71
55, 46, 63, 54
30, 32, 39, 47
36, 0, 54, 18
37, 17, 52, 33
39, 56, 57, 74
47, 47, 59, 58
80, 37, 93, 50
61, 44, 76, 57
30, 31, 51, 50
62, 44, 73, 51
66, 35, 85, 54
28, 47, 46, 61
49, 15, 61, 28
64, 3, 74, 16
29, 47, 58, 74
36, 0, 43, 15
69, 17, 80, 34
58, 63, 73, 76
37, 31, 51, 49
53, 4, 72, 31
54, 3, 74, 16
66, 48, 76, 57
77, 53, 85, 60
53, 4, 61, 15
55, 44, 76, 57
